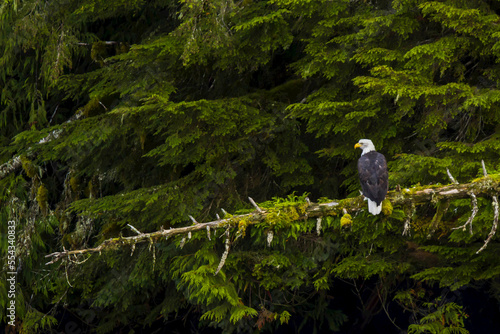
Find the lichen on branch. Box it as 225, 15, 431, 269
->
45, 174, 500, 264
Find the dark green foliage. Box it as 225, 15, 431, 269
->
2, 0, 500, 333
407, 299, 469, 334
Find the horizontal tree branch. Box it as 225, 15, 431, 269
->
0, 156, 22, 179
76, 41, 120, 46
0, 111, 84, 181
44, 174, 500, 264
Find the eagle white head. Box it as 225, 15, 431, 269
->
354, 139, 376, 156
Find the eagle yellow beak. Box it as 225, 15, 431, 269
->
354, 143, 362, 149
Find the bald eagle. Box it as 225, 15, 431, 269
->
354, 139, 388, 215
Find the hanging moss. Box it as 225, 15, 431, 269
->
20, 155, 37, 178
69, 176, 80, 194
340, 213, 352, 227
37, 184, 48, 214
91, 41, 108, 65
115, 42, 130, 55
86, 176, 98, 199
382, 199, 393, 216
138, 130, 147, 150
56, 207, 70, 233
237, 218, 250, 237
82, 98, 103, 117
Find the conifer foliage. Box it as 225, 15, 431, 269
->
1, 0, 500, 332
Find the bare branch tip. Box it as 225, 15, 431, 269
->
476, 195, 499, 254
446, 168, 458, 184
248, 197, 263, 213
127, 224, 142, 235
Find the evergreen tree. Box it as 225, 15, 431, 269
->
1, 0, 500, 332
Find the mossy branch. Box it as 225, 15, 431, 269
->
44, 174, 500, 265
0, 111, 84, 181
0, 156, 22, 179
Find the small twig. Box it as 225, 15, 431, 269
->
98, 101, 108, 110
377, 285, 402, 331
366, 243, 374, 258
188, 215, 198, 224
452, 193, 477, 234
476, 161, 499, 253
127, 224, 142, 235
41, 289, 68, 321
219, 227, 230, 239
447, 168, 476, 235
477, 195, 499, 254
402, 202, 415, 236
446, 168, 458, 184
49, 104, 59, 124
352, 279, 365, 310
68, 254, 91, 265
316, 217, 322, 236
65, 261, 73, 288
248, 197, 263, 213
149, 238, 156, 271
234, 229, 243, 243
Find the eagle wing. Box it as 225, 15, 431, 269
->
357, 152, 388, 205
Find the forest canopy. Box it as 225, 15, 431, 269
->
1, 0, 500, 333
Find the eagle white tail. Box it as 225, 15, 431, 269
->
368, 199, 382, 215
